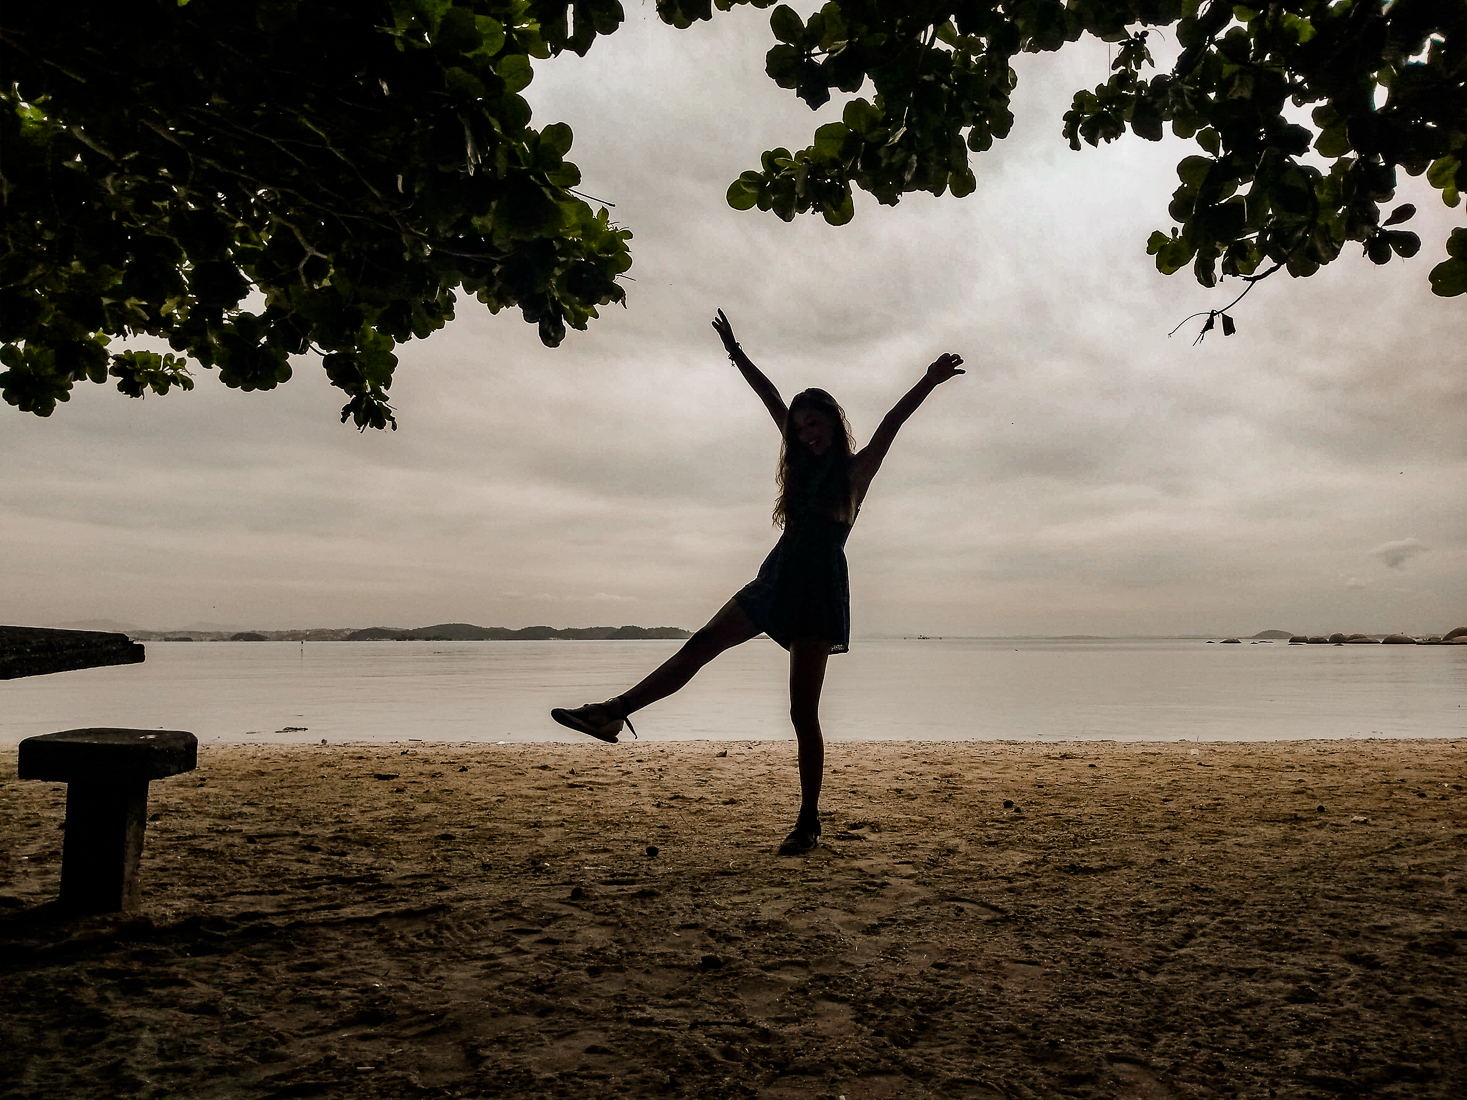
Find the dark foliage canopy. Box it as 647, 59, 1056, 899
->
1, 0, 633, 428
700, 0, 1464, 298
2, 0, 1462, 427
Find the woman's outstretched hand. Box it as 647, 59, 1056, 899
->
926, 352, 965, 384
712, 309, 740, 356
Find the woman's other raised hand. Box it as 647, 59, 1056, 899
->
926, 353, 965, 384
712, 309, 740, 356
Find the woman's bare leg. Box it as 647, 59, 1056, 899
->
787, 637, 831, 834
613, 599, 761, 716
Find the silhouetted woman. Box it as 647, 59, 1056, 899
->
553, 310, 964, 854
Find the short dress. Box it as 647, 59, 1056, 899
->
734, 502, 855, 654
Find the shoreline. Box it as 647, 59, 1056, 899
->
11, 736, 1467, 756
4, 738, 1464, 1098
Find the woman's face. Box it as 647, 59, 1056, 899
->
792, 407, 835, 456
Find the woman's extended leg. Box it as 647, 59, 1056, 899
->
553, 599, 762, 739
617, 598, 761, 714
781, 636, 830, 853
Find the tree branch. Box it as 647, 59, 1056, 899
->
1168, 261, 1285, 343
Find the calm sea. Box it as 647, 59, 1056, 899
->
3, 638, 1463, 747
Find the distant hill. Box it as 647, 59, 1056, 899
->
129, 623, 692, 642
1250, 629, 1295, 639
130, 627, 359, 641
50, 618, 145, 633
346, 623, 692, 641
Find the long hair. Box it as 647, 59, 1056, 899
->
773, 388, 857, 528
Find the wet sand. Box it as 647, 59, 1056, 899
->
2, 738, 1464, 1099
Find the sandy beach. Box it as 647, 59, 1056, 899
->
2, 738, 1463, 1099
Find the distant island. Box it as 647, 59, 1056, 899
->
1224, 627, 1467, 645
129, 622, 693, 642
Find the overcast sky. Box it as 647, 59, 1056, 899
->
4, 7, 1463, 637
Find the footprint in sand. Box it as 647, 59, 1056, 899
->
736, 974, 790, 1018
1108, 1058, 1179, 1099
996, 959, 1052, 1004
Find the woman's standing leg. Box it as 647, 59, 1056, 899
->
782, 637, 830, 852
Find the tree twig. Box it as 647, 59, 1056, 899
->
567, 187, 615, 207
1167, 260, 1285, 342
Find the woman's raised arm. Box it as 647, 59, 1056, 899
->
851, 352, 965, 501
713, 309, 787, 429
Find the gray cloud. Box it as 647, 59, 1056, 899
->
1371, 538, 1430, 570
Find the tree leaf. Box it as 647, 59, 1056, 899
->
436, 5, 481, 53
842, 98, 881, 137
474, 15, 506, 56
765, 43, 802, 88
813, 122, 850, 161
1381, 203, 1415, 226
726, 179, 759, 210
761, 147, 793, 173
1428, 257, 1467, 297
770, 4, 804, 46
1177, 155, 1212, 189
497, 53, 533, 94
821, 189, 854, 226
444, 66, 486, 99
1386, 231, 1419, 258
1427, 156, 1459, 191
1156, 236, 1195, 275
540, 121, 573, 158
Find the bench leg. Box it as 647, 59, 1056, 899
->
59, 779, 150, 912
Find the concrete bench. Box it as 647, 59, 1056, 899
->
18, 728, 197, 912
